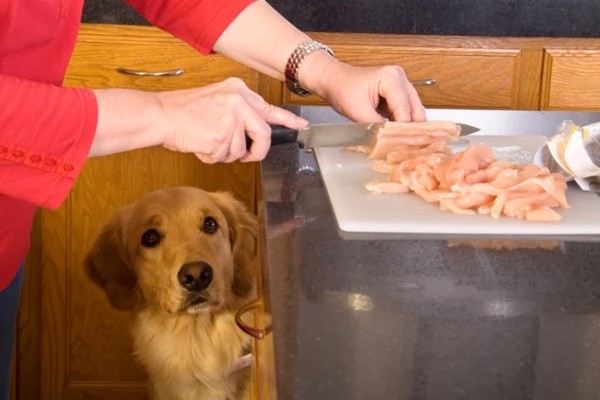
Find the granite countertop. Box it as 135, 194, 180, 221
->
82, 0, 600, 38
261, 107, 600, 400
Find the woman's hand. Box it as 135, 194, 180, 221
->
92, 77, 307, 163
157, 78, 307, 163
299, 53, 427, 123
212, 1, 425, 123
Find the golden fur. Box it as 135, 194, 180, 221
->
85, 187, 259, 400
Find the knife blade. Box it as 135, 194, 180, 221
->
261, 121, 480, 149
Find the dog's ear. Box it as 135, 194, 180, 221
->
84, 210, 140, 311
216, 192, 259, 299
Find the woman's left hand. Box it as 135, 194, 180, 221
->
300, 55, 427, 123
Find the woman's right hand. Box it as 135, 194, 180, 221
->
156, 77, 308, 163
92, 77, 307, 163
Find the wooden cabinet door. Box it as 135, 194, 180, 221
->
280, 34, 545, 110
541, 46, 600, 111
16, 24, 259, 400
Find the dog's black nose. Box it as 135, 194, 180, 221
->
177, 262, 213, 292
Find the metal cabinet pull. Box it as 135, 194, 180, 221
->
116, 67, 185, 77
235, 299, 272, 340
410, 78, 437, 86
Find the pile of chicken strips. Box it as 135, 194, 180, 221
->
347, 121, 570, 222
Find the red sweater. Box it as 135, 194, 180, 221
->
0, 0, 254, 290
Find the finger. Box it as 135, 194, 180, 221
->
383, 90, 412, 122
375, 98, 392, 119
195, 152, 218, 164
350, 91, 387, 122
241, 103, 308, 162
405, 84, 428, 122
220, 90, 274, 162
240, 110, 272, 162
234, 92, 307, 161
235, 85, 308, 129
262, 103, 308, 129
209, 131, 233, 162
382, 82, 426, 122
198, 125, 236, 163
368, 67, 407, 122
224, 124, 249, 162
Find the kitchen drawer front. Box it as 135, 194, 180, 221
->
541, 49, 600, 111
64, 25, 255, 91
284, 47, 524, 109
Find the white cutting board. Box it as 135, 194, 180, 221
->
314, 135, 600, 240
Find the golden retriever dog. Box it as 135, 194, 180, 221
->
85, 187, 258, 400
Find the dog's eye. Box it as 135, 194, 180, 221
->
141, 229, 162, 247
202, 217, 218, 234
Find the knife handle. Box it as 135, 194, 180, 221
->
246, 125, 300, 150
270, 124, 300, 146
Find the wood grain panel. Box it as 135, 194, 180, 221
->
17, 23, 258, 400
513, 48, 545, 110
251, 172, 273, 400
39, 201, 70, 398
14, 213, 42, 400
286, 47, 520, 109
64, 25, 254, 91
64, 383, 147, 400
279, 33, 545, 110
541, 49, 600, 110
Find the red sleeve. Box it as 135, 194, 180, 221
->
0, 74, 98, 209
124, 0, 255, 55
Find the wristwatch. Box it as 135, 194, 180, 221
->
285, 40, 335, 97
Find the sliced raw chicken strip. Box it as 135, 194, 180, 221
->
356, 121, 570, 222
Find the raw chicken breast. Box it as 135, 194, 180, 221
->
359, 120, 570, 222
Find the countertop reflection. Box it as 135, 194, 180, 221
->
261, 108, 600, 400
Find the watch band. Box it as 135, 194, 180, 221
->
285, 40, 335, 97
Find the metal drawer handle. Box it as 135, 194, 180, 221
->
235, 299, 272, 340
410, 78, 436, 86
116, 67, 185, 77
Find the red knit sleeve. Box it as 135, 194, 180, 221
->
0, 74, 98, 209
124, 0, 256, 54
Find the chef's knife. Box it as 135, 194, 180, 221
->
253, 121, 480, 149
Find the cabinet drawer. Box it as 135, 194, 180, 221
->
64, 24, 255, 91
284, 46, 525, 109
541, 49, 600, 111
41, 24, 261, 400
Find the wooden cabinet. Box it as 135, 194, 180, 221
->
276, 33, 600, 113
541, 42, 600, 111
280, 34, 547, 110
64, 24, 259, 91
15, 24, 262, 400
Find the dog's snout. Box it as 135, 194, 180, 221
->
177, 262, 213, 292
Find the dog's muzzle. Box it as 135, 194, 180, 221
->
177, 261, 213, 292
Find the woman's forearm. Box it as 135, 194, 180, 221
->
212, 0, 334, 93
90, 88, 165, 157
213, 1, 307, 79
90, 78, 308, 162
214, 1, 426, 122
